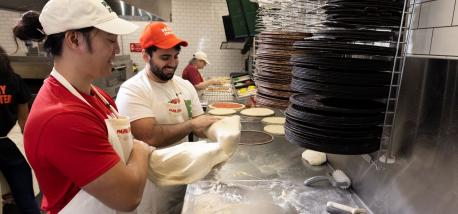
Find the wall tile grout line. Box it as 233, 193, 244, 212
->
452, 0, 457, 26
429, 28, 434, 55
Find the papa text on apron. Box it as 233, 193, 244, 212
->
50, 69, 133, 214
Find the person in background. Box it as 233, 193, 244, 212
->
182, 51, 221, 90
12, 0, 152, 213
116, 22, 219, 214
0, 45, 40, 214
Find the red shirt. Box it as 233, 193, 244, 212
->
182, 64, 203, 86
24, 76, 120, 214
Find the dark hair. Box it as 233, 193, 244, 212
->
145, 45, 182, 57
0, 45, 14, 78
13, 10, 96, 56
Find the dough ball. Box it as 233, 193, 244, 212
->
301, 149, 327, 166
261, 117, 286, 125
240, 108, 274, 117
263, 125, 285, 136
208, 108, 236, 116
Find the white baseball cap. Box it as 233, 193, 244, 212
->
39, 0, 138, 35
194, 51, 210, 65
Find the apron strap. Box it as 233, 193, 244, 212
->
50, 68, 117, 119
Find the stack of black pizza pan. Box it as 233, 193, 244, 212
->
254, 31, 311, 109
284, 0, 404, 154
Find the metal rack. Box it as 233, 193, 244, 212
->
376, 0, 418, 169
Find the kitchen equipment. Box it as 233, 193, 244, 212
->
239, 130, 273, 145
304, 170, 351, 189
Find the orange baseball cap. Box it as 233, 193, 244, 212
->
140, 22, 188, 49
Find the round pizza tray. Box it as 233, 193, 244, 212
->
292, 66, 391, 86
286, 104, 384, 128
289, 94, 385, 114
239, 130, 274, 145
290, 78, 389, 99
255, 96, 290, 110
285, 125, 380, 155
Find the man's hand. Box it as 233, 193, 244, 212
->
191, 115, 220, 138
133, 139, 155, 153
208, 79, 222, 85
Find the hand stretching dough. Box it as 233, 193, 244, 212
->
148, 116, 241, 186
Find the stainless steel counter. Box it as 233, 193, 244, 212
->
182, 113, 369, 214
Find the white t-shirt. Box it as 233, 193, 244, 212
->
116, 69, 204, 143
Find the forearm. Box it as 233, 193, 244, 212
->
123, 143, 150, 204
146, 120, 193, 147
194, 81, 210, 90
83, 142, 151, 212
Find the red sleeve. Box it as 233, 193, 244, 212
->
42, 111, 120, 187
182, 65, 203, 86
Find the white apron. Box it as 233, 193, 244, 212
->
50, 69, 134, 214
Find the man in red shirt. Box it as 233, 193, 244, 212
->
14, 0, 151, 213
182, 51, 221, 90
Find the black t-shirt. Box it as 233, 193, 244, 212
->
0, 72, 32, 136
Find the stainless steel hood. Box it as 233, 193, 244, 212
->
122, 0, 171, 21
0, 0, 171, 22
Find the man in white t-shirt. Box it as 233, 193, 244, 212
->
116, 22, 219, 214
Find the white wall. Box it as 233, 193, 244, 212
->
120, 0, 246, 78
408, 0, 458, 58
0, 9, 27, 55
0, 0, 245, 78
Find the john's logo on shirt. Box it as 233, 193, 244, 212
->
0, 85, 12, 104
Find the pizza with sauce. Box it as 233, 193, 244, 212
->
208, 102, 245, 111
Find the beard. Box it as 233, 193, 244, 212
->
149, 60, 176, 81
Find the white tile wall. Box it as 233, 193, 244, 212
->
120, 0, 245, 78
0, 0, 245, 78
0, 9, 27, 56
407, 0, 458, 58
418, 0, 455, 28
407, 28, 433, 54
430, 26, 458, 55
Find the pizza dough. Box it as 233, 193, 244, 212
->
263, 125, 285, 136
148, 116, 241, 186
261, 117, 286, 125
208, 108, 236, 116
301, 149, 327, 166
240, 108, 274, 117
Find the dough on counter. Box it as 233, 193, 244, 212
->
208, 108, 236, 116
263, 125, 285, 136
301, 149, 327, 166
261, 117, 286, 125
240, 108, 274, 117
148, 116, 241, 186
